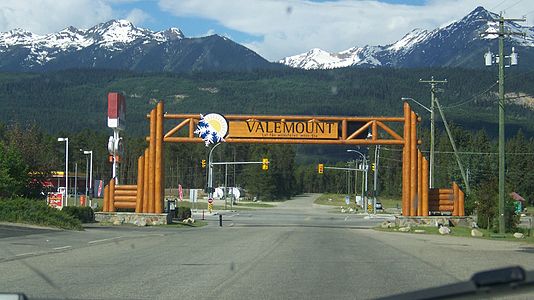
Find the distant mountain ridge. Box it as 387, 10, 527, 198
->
0, 20, 272, 72
280, 6, 534, 69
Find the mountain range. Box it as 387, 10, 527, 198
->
0, 19, 271, 72
280, 6, 534, 69
0, 6, 533, 72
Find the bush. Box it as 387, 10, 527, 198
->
62, 206, 95, 223
176, 206, 191, 220
474, 178, 519, 233
0, 198, 82, 230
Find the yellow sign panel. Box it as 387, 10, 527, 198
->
229, 121, 338, 139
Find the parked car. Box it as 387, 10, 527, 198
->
375, 202, 383, 210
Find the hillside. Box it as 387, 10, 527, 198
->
0, 68, 533, 137
281, 6, 534, 70
0, 20, 274, 72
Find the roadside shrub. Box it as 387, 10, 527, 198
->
62, 206, 95, 223
0, 197, 82, 230
176, 206, 191, 220
473, 178, 519, 233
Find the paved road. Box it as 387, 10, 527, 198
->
1, 194, 534, 299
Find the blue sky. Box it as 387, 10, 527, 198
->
1, 0, 533, 60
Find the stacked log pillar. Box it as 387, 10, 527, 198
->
103, 184, 109, 212
417, 150, 423, 216
142, 149, 149, 213
409, 111, 417, 216
402, 102, 411, 216
402, 101, 430, 217
453, 182, 460, 216
135, 155, 144, 213
458, 188, 465, 217
148, 109, 156, 213
109, 178, 116, 212
155, 102, 164, 214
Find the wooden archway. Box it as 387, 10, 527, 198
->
102, 101, 464, 217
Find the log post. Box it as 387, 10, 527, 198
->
402, 102, 411, 216
142, 148, 149, 213
458, 188, 465, 217
148, 109, 156, 213
109, 178, 116, 212
453, 182, 459, 216
103, 184, 109, 212
155, 101, 164, 214
409, 111, 417, 216
135, 155, 144, 213
417, 150, 423, 216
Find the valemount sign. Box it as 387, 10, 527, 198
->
229, 120, 338, 139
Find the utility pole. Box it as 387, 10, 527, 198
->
373, 145, 380, 214
420, 76, 447, 188
482, 12, 525, 235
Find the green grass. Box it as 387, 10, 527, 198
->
235, 202, 275, 208
376, 225, 534, 243
315, 193, 402, 213
378, 197, 401, 209
0, 198, 82, 230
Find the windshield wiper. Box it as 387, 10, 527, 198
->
378, 266, 534, 299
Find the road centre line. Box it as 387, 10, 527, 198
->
15, 252, 35, 257
53, 246, 72, 250
88, 236, 122, 244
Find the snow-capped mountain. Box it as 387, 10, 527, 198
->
280, 6, 534, 69
0, 19, 271, 72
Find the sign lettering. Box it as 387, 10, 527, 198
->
229, 121, 338, 139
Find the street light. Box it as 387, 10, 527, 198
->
207, 143, 222, 200
347, 149, 368, 212
81, 149, 93, 206
57, 137, 69, 207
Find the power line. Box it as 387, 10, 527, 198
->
381, 147, 534, 156
443, 82, 498, 110
502, 0, 525, 12
492, 0, 511, 11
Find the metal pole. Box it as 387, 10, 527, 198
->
498, 14, 506, 234
225, 163, 228, 210
364, 157, 369, 214
85, 155, 89, 198
74, 162, 78, 205
345, 171, 350, 195
361, 162, 365, 212
373, 145, 380, 214
430, 82, 435, 188
354, 161, 358, 205
113, 130, 119, 184
89, 151, 93, 199
65, 139, 69, 207
208, 143, 221, 200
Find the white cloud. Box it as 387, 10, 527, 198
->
125, 8, 151, 25
158, 0, 534, 61
0, 0, 115, 33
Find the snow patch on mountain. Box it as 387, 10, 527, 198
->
0, 20, 185, 64
280, 46, 382, 69
280, 6, 534, 70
